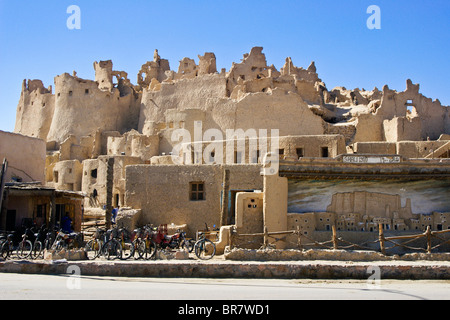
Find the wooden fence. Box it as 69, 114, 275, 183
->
233, 224, 450, 255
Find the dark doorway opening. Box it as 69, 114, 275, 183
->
226, 190, 254, 225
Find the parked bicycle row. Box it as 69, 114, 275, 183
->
0, 223, 216, 261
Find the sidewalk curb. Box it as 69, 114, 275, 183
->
1, 260, 449, 280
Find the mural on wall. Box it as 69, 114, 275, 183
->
288, 179, 450, 215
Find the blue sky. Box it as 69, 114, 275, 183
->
0, 0, 449, 132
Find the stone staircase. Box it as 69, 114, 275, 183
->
425, 141, 450, 159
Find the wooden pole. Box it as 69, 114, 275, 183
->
297, 226, 302, 250
426, 226, 432, 254
220, 169, 230, 227
332, 225, 338, 250
229, 226, 234, 249
105, 157, 114, 230
263, 226, 269, 249
378, 223, 386, 255
0, 158, 7, 230
0, 159, 7, 213
49, 191, 56, 229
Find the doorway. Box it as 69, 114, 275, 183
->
227, 190, 255, 225
6, 210, 16, 231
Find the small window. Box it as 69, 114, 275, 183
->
91, 169, 97, 179
69, 91, 73, 96
85, 89, 89, 95
190, 182, 205, 201
296, 148, 304, 158
36, 204, 46, 218
321, 147, 329, 158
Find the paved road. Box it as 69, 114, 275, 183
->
0, 272, 448, 300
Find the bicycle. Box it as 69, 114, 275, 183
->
84, 224, 122, 260
180, 232, 196, 253
31, 226, 48, 259
16, 228, 33, 259
51, 229, 84, 253
0, 233, 16, 259
0, 232, 7, 251
194, 231, 216, 260
117, 226, 133, 260
135, 226, 157, 260
43, 228, 57, 252
84, 224, 107, 260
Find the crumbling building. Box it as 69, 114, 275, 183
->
10, 47, 450, 246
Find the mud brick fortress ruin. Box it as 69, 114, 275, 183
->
2, 47, 450, 250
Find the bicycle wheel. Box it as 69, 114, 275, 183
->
120, 239, 133, 260
84, 239, 101, 260
1, 242, 10, 259
194, 238, 216, 260
103, 239, 122, 260
43, 238, 51, 251
31, 241, 43, 259
181, 239, 195, 253
16, 240, 33, 259
52, 239, 66, 253
141, 239, 157, 260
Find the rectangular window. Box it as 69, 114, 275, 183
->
190, 182, 205, 201
296, 148, 304, 158
321, 147, 329, 158
36, 204, 46, 218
